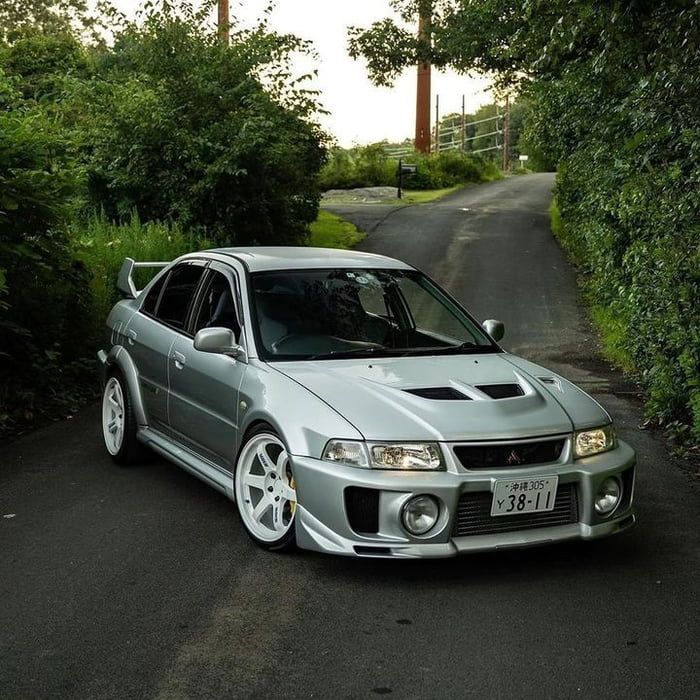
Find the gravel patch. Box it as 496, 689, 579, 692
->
322, 186, 399, 204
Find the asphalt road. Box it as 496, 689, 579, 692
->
2, 174, 699, 699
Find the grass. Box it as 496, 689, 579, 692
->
590, 305, 636, 373
307, 210, 366, 249
549, 199, 563, 239
550, 198, 636, 373
390, 186, 463, 204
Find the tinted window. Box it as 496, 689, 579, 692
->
142, 273, 166, 316
251, 268, 495, 360
192, 270, 241, 338
397, 275, 475, 343
154, 264, 205, 330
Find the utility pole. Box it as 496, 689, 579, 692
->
218, 0, 230, 43
502, 95, 511, 172
461, 94, 466, 153
414, 0, 432, 154
435, 94, 440, 152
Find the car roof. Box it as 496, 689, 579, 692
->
207, 246, 414, 272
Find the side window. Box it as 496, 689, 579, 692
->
192, 270, 241, 339
142, 273, 167, 316
153, 264, 205, 331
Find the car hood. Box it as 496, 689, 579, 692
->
271, 353, 609, 441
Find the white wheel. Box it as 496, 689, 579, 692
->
102, 376, 125, 456
234, 431, 297, 548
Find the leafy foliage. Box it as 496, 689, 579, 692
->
0, 0, 108, 45
351, 1, 700, 445
82, 3, 326, 246
0, 69, 93, 429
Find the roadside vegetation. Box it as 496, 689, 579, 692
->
351, 0, 700, 449
0, 1, 327, 436
308, 211, 365, 249
319, 145, 500, 191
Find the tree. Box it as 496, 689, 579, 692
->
0, 0, 109, 45
83, 1, 327, 245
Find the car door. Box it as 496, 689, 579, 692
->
124, 261, 207, 432
167, 263, 247, 472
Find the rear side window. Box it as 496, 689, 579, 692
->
151, 264, 205, 330
142, 274, 167, 316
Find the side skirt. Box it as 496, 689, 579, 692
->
138, 427, 235, 501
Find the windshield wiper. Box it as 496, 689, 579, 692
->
307, 345, 395, 360
407, 342, 498, 355
307, 342, 497, 361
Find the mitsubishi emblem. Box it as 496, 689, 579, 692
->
506, 449, 523, 466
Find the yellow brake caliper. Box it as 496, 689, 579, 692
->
289, 476, 296, 514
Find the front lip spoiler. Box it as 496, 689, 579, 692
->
295, 502, 637, 559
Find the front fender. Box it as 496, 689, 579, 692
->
238, 361, 363, 459
98, 345, 148, 427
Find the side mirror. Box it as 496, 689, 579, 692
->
194, 327, 245, 359
482, 319, 505, 342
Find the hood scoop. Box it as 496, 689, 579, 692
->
475, 383, 525, 399
404, 387, 471, 401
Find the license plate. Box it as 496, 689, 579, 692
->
491, 476, 559, 517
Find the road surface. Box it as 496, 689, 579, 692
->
2, 174, 699, 699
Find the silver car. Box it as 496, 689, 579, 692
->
98, 247, 636, 558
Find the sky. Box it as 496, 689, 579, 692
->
112, 1, 493, 147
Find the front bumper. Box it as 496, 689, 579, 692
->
290, 440, 637, 558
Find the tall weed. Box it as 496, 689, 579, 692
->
72, 213, 207, 336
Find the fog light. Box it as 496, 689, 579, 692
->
401, 495, 439, 535
595, 477, 622, 515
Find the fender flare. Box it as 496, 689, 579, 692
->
101, 345, 148, 427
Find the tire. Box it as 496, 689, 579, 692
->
234, 424, 297, 552
101, 370, 147, 465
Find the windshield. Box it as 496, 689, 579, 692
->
250, 268, 499, 361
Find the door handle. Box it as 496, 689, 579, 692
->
125, 329, 137, 345
172, 351, 186, 370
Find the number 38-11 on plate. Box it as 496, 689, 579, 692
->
490, 476, 559, 517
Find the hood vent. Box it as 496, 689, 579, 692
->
404, 387, 471, 401
475, 383, 524, 399
539, 376, 563, 392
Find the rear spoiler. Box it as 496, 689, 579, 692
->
117, 257, 170, 299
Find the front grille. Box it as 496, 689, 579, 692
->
454, 483, 579, 537
454, 439, 565, 470
345, 487, 380, 534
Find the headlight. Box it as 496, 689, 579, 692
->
322, 441, 445, 470
369, 443, 444, 471
574, 425, 616, 458
322, 440, 369, 468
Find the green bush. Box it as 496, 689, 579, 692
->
82, 4, 326, 246
0, 69, 93, 432
553, 149, 700, 443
